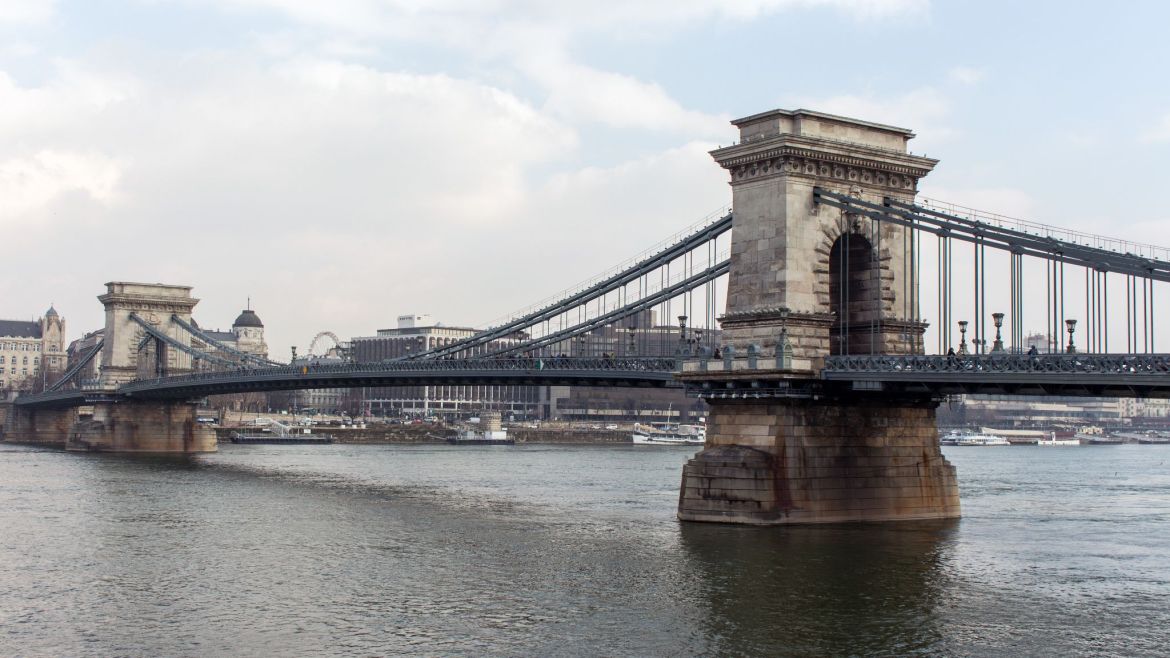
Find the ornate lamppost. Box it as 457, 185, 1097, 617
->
991, 313, 1005, 353
957, 320, 969, 355
627, 325, 637, 355
1066, 319, 1077, 354
677, 315, 688, 354
777, 306, 793, 368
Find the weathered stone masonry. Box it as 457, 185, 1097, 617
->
678, 108, 960, 525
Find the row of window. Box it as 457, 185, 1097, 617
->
0, 356, 38, 366
0, 343, 41, 352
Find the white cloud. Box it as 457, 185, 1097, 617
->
0, 54, 583, 352
948, 66, 985, 86
1141, 111, 1170, 143
191, 0, 928, 37
0, 150, 122, 222
915, 185, 1036, 220
518, 52, 729, 137
0, 0, 54, 25
0, 65, 140, 141
794, 87, 955, 149
0, 148, 121, 220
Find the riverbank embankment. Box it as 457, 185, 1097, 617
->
213, 424, 630, 444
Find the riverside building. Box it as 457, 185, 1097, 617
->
0, 306, 67, 392
351, 315, 543, 418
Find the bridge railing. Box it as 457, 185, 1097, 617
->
823, 353, 1170, 375
120, 357, 682, 389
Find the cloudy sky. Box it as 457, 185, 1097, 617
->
4, 0, 1170, 356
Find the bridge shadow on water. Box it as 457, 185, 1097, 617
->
83, 450, 209, 471
678, 519, 959, 657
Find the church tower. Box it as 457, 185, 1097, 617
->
40, 306, 67, 377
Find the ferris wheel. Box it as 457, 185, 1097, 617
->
307, 331, 347, 359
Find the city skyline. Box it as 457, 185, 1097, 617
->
4, 1, 1170, 355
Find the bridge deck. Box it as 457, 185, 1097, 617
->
113, 357, 681, 400
821, 354, 1170, 398
16, 353, 1170, 408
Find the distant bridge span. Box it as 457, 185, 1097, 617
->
115, 357, 681, 400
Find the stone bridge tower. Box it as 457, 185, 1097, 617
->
98, 282, 200, 387
678, 109, 960, 525
5, 282, 214, 454
714, 109, 937, 367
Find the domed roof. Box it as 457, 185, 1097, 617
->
233, 309, 263, 328
46, 305, 59, 318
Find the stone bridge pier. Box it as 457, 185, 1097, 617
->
2, 402, 215, 453
2, 282, 215, 453
678, 109, 959, 524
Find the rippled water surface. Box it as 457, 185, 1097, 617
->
2, 442, 1169, 656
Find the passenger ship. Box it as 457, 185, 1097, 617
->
631, 423, 705, 446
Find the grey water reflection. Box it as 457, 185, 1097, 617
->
5, 444, 1170, 656
680, 520, 958, 657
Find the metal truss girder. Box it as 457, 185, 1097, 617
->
129, 314, 240, 368
417, 212, 733, 359
44, 339, 104, 393
477, 260, 731, 357
814, 188, 1170, 282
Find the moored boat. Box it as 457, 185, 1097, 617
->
448, 412, 514, 445
229, 420, 332, 444
954, 433, 1010, 446
230, 432, 332, 444
1037, 437, 1083, 446
631, 423, 705, 446
447, 427, 514, 445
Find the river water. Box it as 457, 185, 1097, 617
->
1, 442, 1168, 656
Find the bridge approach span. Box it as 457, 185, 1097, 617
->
115, 357, 681, 400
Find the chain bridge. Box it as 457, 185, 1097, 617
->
5, 108, 1170, 526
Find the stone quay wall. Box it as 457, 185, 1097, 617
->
214, 425, 631, 445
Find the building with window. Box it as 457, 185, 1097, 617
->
64, 328, 105, 384
0, 306, 67, 392
350, 312, 719, 421
351, 315, 541, 418
190, 307, 269, 360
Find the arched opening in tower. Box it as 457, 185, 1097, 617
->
828, 231, 880, 355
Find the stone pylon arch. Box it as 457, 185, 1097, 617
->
712, 110, 936, 370
97, 283, 200, 387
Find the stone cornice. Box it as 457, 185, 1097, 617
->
719, 308, 836, 325
710, 135, 938, 192
98, 293, 199, 310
